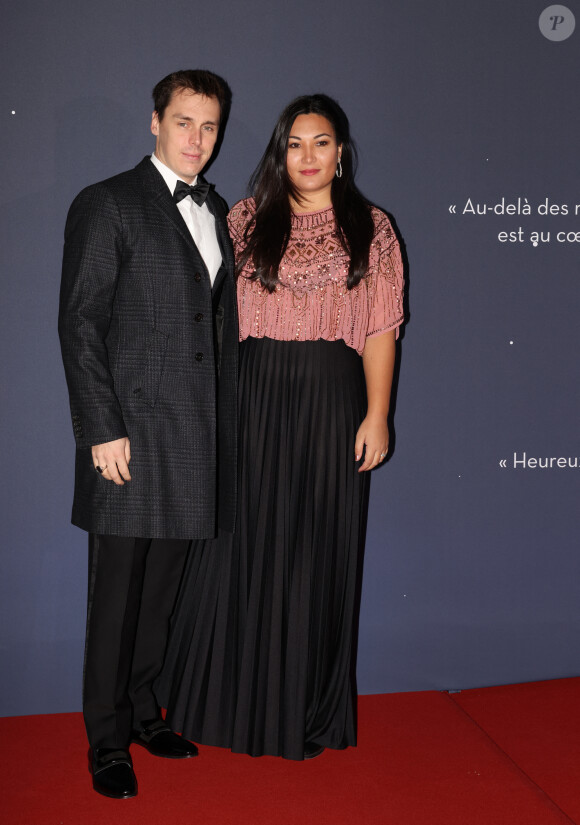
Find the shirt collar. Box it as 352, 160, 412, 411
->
150, 153, 197, 195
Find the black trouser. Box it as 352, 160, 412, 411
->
83, 534, 190, 750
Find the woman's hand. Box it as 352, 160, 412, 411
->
357, 329, 396, 472
355, 414, 389, 472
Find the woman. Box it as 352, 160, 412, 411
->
158, 94, 404, 760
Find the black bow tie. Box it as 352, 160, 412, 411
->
174, 179, 211, 207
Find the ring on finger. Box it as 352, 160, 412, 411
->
95, 464, 108, 474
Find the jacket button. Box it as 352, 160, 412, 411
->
133, 387, 142, 394
194, 272, 202, 282
195, 313, 203, 322
195, 352, 204, 362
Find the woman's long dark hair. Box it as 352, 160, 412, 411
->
237, 94, 374, 292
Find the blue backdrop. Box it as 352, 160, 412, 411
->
1, 0, 578, 715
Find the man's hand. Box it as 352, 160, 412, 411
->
91, 437, 132, 485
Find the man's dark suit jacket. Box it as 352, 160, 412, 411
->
59, 157, 237, 539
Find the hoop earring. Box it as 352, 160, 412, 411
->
335, 159, 343, 178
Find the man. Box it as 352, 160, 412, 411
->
58, 70, 237, 799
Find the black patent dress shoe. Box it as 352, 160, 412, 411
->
132, 719, 199, 758
89, 748, 137, 799
304, 742, 325, 760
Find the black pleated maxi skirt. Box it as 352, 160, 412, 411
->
156, 337, 370, 760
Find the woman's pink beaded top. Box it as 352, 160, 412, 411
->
228, 198, 404, 355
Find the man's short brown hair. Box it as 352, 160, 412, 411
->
152, 69, 231, 121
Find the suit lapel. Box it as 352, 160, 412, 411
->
205, 189, 234, 294
134, 157, 199, 255
134, 158, 232, 291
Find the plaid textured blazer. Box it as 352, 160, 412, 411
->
59, 157, 237, 539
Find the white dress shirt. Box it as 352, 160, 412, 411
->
150, 153, 222, 285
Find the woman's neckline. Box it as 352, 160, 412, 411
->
291, 204, 334, 218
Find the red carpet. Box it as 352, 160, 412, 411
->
1, 680, 577, 824
451, 678, 580, 823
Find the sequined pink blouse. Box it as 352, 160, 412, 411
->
228, 198, 404, 355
